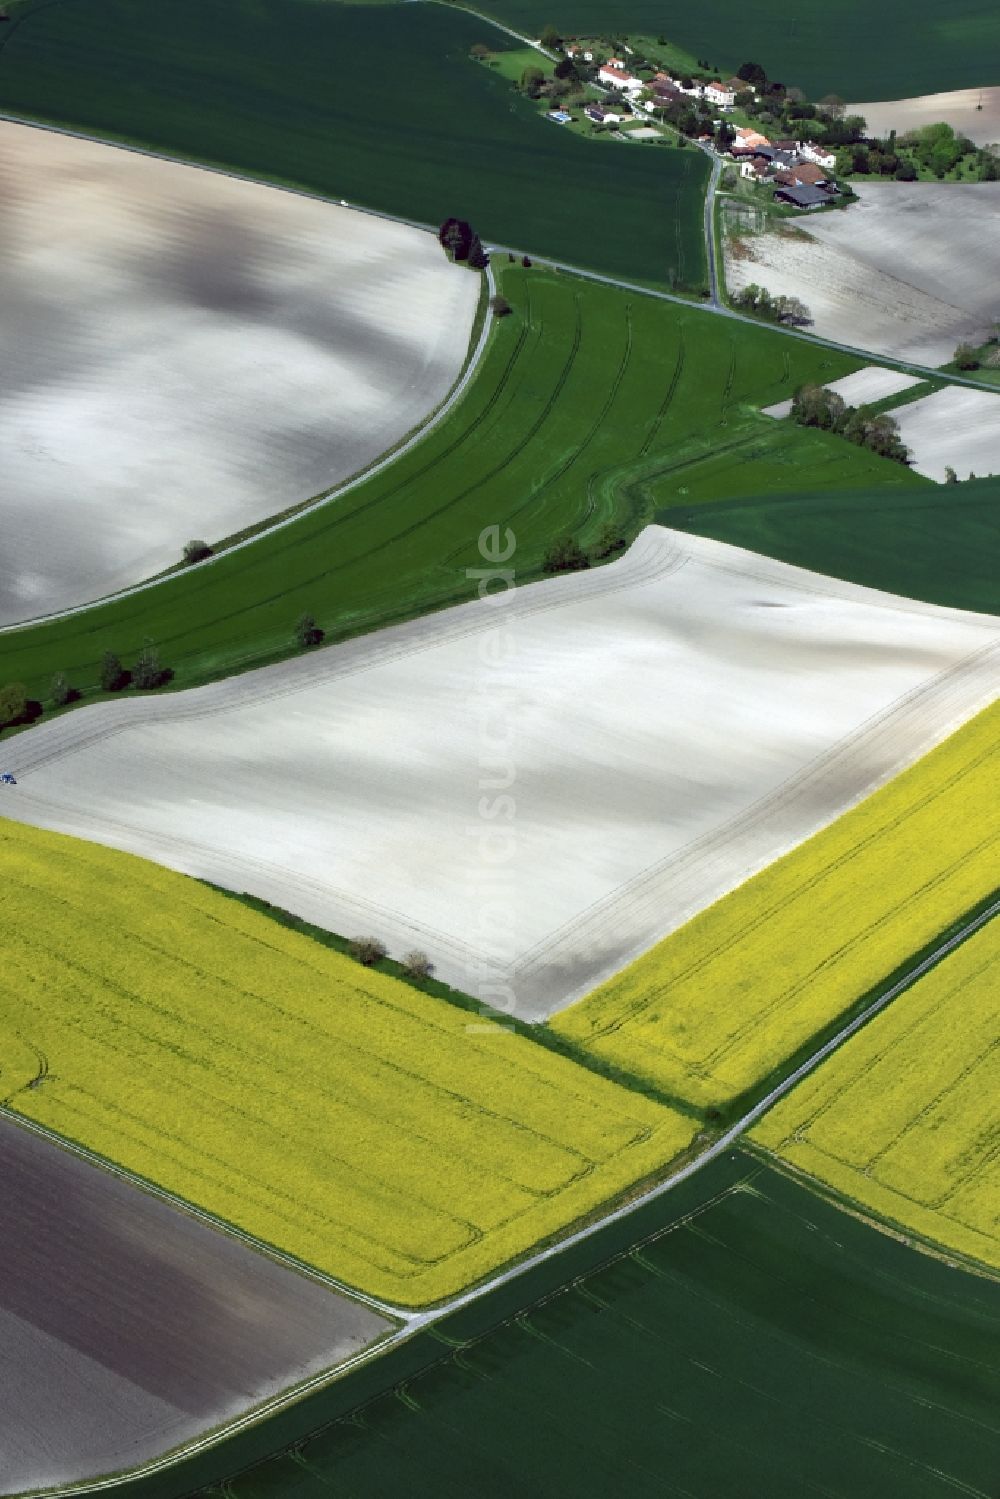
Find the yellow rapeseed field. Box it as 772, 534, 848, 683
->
0, 820, 691, 1307
753, 917, 1000, 1268
551, 702, 999, 1111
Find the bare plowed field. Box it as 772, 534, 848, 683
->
0, 122, 478, 624
763, 365, 922, 418
5, 528, 998, 1021
892, 386, 1000, 480
0, 1118, 386, 1494
725, 183, 1000, 364
848, 88, 1000, 149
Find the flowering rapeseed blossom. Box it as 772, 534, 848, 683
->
0, 821, 690, 1306
552, 702, 999, 1112
754, 917, 999, 1268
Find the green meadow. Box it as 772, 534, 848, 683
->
475, 0, 1000, 100
0, 0, 706, 287
660, 478, 1000, 614
1, 265, 923, 712
193, 1157, 1000, 1499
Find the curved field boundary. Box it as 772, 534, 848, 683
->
0, 259, 497, 637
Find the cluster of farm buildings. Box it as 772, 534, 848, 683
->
563, 55, 840, 207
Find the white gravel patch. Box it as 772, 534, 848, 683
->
847, 88, 1000, 150
763, 365, 923, 418
891, 385, 1000, 480
0, 123, 479, 625
725, 183, 1000, 364
5, 528, 998, 1022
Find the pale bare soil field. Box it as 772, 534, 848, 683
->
848, 88, 1000, 149
5, 529, 998, 1021
0, 1118, 386, 1495
725, 183, 1000, 364
891, 385, 1000, 480
763, 365, 922, 417
0, 122, 478, 625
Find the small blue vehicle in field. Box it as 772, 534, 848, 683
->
1, 772, 16, 785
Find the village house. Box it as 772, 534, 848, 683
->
779, 161, 832, 188
740, 155, 774, 181
598, 60, 644, 93
774, 182, 830, 208
798, 141, 838, 170
733, 126, 772, 150
702, 79, 736, 107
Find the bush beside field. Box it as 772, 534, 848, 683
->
3, 268, 914, 712
551, 701, 1000, 1114
0, 820, 691, 1306
754, 917, 1000, 1268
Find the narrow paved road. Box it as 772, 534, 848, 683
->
698, 145, 724, 306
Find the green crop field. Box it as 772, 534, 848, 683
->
1, 265, 925, 717
659, 477, 1000, 615
0, 0, 708, 287
475, 0, 1000, 100
195, 1157, 1000, 1499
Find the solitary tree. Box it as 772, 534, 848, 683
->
737, 61, 767, 88
50, 672, 76, 707
775, 294, 812, 326
348, 936, 387, 966
553, 54, 577, 80
467, 231, 489, 271
521, 254, 532, 268
490, 293, 512, 317
294, 612, 324, 648
469, 42, 491, 59
183, 539, 213, 565
438, 217, 472, 261
402, 950, 434, 980
593, 521, 627, 560
132, 640, 165, 690
539, 23, 561, 49
100, 650, 126, 692
0, 681, 27, 728
953, 342, 981, 369
944, 466, 959, 484
521, 64, 545, 97
543, 535, 590, 574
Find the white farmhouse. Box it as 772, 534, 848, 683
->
799, 141, 837, 169
598, 60, 644, 94
702, 79, 736, 107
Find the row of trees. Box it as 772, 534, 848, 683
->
841, 122, 998, 182
0, 640, 171, 736
348, 935, 434, 980
733, 283, 812, 327
438, 218, 488, 271
790, 384, 910, 465
542, 521, 628, 576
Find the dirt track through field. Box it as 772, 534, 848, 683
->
0, 1118, 386, 1494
